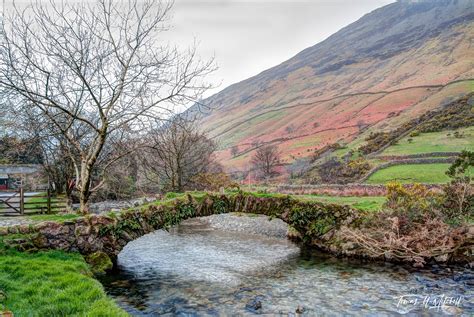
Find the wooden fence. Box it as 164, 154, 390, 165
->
0, 189, 67, 216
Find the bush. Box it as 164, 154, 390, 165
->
442, 151, 474, 221
384, 182, 442, 231
190, 173, 239, 191
310, 143, 342, 162
338, 180, 470, 266
317, 157, 371, 184
442, 178, 473, 222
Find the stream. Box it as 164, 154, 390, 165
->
100, 216, 473, 316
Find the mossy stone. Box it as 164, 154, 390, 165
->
86, 251, 113, 275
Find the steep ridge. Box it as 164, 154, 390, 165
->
192, 0, 474, 173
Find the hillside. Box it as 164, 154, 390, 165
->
191, 0, 474, 179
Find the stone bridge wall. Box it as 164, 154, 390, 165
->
2, 192, 471, 268
1, 193, 359, 265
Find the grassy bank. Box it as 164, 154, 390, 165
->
0, 246, 127, 316
26, 213, 81, 223
296, 195, 385, 212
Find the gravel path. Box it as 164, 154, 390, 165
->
0, 217, 35, 228
197, 213, 290, 239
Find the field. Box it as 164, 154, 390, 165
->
366, 163, 454, 184
361, 125, 474, 184
381, 126, 474, 155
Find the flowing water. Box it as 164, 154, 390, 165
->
101, 217, 473, 316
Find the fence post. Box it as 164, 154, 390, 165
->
47, 189, 52, 214
20, 188, 24, 215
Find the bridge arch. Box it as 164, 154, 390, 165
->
2, 193, 359, 269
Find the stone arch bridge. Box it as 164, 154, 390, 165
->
2, 193, 361, 267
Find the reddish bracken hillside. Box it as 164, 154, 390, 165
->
190, 0, 474, 174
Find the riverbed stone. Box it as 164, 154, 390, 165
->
434, 254, 450, 263
75, 225, 91, 236
7, 226, 18, 234
18, 224, 31, 234
245, 296, 263, 313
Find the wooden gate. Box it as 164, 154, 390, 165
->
0, 189, 67, 216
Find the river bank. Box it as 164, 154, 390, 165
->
0, 247, 127, 316
101, 217, 473, 316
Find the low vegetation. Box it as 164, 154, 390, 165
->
339, 153, 473, 266
0, 248, 126, 316
315, 157, 371, 184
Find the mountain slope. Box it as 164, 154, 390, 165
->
194, 0, 474, 174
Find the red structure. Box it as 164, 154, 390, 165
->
0, 174, 8, 190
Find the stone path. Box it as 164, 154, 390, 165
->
0, 217, 35, 228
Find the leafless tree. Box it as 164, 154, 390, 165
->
230, 145, 239, 157
356, 120, 367, 131
285, 124, 295, 134
0, 0, 214, 212
251, 144, 281, 180
143, 117, 218, 192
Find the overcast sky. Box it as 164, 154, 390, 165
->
3, 0, 395, 97
165, 0, 395, 96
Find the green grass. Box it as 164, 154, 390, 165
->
296, 195, 385, 212
25, 193, 66, 213
366, 163, 468, 184
26, 213, 81, 223
0, 249, 127, 316
381, 126, 474, 155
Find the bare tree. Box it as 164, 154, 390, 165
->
143, 117, 218, 192
0, 0, 214, 212
230, 145, 239, 157
251, 144, 281, 180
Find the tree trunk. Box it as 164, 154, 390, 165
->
79, 163, 93, 214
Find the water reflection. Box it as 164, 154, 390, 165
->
101, 218, 473, 316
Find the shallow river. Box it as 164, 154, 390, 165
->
101, 217, 473, 316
